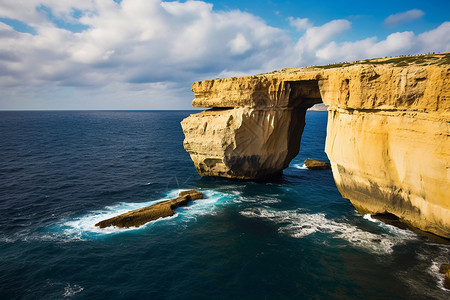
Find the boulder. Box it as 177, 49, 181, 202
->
304, 159, 331, 170
95, 190, 203, 228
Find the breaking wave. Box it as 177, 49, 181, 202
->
292, 163, 308, 170
44, 189, 237, 241
240, 208, 418, 254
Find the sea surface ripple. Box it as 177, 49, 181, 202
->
0, 111, 448, 299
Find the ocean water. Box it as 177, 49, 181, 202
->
0, 110, 448, 300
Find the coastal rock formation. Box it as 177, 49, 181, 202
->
304, 159, 331, 170
181, 78, 322, 179
319, 58, 450, 238
95, 190, 203, 228
440, 264, 450, 289
180, 53, 450, 238
181, 107, 307, 179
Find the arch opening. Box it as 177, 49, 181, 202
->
284, 80, 326, 171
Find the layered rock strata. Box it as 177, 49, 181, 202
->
181, 53, 450, 238
95, 190, 203, 228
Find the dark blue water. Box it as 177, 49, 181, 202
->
0, 111, 448, 299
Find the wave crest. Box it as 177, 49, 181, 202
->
240, 208, 417, 254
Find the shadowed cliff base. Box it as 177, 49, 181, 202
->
181, 52, 450, 238
372, 213, 450, 245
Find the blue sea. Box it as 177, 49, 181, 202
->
0, 111, 448, 299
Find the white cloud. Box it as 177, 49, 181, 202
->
291, 19, 351, 65
0, 0, 95, 27
288, 17, 312, 31
417, 21, 450, 53
0, 1, 288, 86
0, 1, 448, 109
298, 19, 352, 51
384, 9, 425, 27
229, 33, 252, 55
316, 22, 450, 63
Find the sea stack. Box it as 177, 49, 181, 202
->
304, 159, 331, 170
181, 53, 450, 238
95, 190, 204, 228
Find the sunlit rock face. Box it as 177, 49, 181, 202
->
181, 106, 307, 179
181, 53, 450, 237
181, 78, 322, 179
318, 61, 449, 238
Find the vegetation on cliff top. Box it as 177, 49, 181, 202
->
313, 52, 450, 69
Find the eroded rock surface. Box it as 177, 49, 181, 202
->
95, 190, 203, 228
304, 159, 331, 170
181, 53, 450, 238
181, 107, 307, 179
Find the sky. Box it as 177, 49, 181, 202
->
0, 0, 449, 110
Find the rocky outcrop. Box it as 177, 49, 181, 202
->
180, 53, 450, 238
181, 77, 322, 179
95, 190, 203, 228
440, 264, 450, 289
181, 106, 307, 179
304, 159, 331, 170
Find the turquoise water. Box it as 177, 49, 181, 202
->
0, 111, 448, 299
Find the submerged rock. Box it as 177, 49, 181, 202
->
440, 264, 450, 289
304, 159, 331, 170
95, 190, 204, 228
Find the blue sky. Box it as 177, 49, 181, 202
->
0, 0, 449, 110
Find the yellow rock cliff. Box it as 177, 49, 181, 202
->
181, 53, 450, 238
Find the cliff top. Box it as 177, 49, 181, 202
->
191, 52, 449, 113
270, 52, 450, 74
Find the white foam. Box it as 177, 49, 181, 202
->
428, 246, 450, 292
292, 163, 308, 170
63, 284, 84, 297
363, 214, 377, 222
50, 189, 236, 240
240, 208, 417, 255
361, 213, 417, 238
237, 194, 281, 204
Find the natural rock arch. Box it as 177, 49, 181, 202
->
181, 79, 323, 179
181, 56, 450, 238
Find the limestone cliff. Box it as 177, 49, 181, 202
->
181, 53, 450, 238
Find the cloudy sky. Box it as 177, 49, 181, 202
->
0, 0, 449, 110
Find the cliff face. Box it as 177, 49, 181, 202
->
181, 107, 306, 179
181, 53, 450, 238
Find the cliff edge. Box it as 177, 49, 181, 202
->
181, 53, 450, 238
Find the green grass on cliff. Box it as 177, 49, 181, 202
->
313, 52, 450, 69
